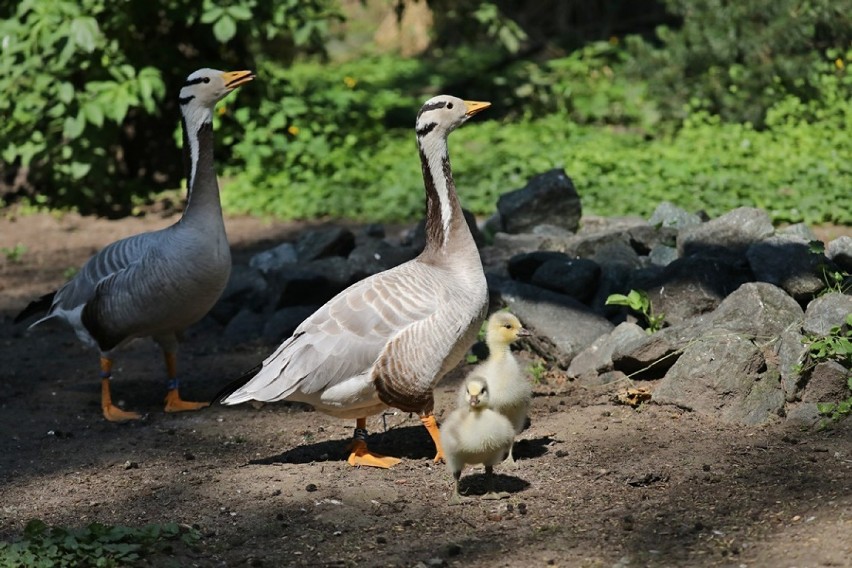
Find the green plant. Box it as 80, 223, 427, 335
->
606, 289, 665, 333
0, 519, 199, 567
528, 360, 547, 385
625, 0, 848, 126
1, 243, 27, 263
817, 376, 852, 425
804, 314, 852, 369
0, 0, 338, 214
807, 240, 851, 294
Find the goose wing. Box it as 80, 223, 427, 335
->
45, 232, 158, 318
223, 262, 444, 404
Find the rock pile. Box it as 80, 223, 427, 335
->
213, 168, 852, 427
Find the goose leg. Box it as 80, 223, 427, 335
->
504, 443, 518, 468
448, 470, 466, 505
100, 357, 141, 422
162, 351, 209, 413
347, 418, 401, 468
420, 413, 444, 463
481, 465, 510, 501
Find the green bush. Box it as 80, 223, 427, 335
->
221, 50, 850, 225
626, 0, 849, 126
0, 519, 199, 567
0, 0, 337, 214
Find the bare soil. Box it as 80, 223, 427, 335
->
1, 212, 851, 568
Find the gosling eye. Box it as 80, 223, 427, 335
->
504, 324, 513, 329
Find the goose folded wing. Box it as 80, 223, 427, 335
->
225, 266, 442, 403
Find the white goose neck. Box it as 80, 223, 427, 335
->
419, 129, 457, 252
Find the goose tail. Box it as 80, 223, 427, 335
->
14, 291, 56, 325
212, 363, 263, 405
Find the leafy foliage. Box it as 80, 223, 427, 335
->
606, 289, 666, 333
0, 0, 338, 214
222, 48, 849, 225
0, 519, 199, 567
626, 0, 849, 125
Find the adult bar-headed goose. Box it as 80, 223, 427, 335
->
15, 68, 254, 421
460, 311, 532, 466
220, 95, 490, 468
442, 377, 515, 504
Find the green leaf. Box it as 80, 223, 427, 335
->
227, 4, 253, 21
63, 113, 85, 139
57, 82, 75, 104
213, 14, 237, 42
82, 103, 104, 127
69, 161, 91, 180
69, 17, 99, 53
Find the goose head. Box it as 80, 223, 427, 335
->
486, 312, 531, 348
179, 68, 254, 123
464, 377, 490, 409
415, 95, 490, 139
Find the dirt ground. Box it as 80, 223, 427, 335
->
1, 212, 851, 568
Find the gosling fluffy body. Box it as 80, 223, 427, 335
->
442, 377, 515, 503
461, 312, 531, 463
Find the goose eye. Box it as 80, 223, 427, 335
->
447, 102, 453, 109
202, 77, 211, 84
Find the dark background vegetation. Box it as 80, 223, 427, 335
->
0, 0, 849, 222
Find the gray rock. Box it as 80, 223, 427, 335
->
653, 334, 784, 425
678, 207, 774, 258
826, 236, 852, 273
778, 327, 809, 402
210, 265, 269, 324
496, 169, 581, 234
784, 402, 822, 426
648, 202, 703, 230
610, 327, 685, 379
296, 226, 356, 261
632, 256, 753, 325
223, 308, 265, 343
648, 244, 679, 267
249, 242, 298, 274
262, 306, 318, 342
270, 266, 335, 308
507, 251, 574, 282
747, 235, 826, 301
777, 223, 817, 241
488, 276, 613, 360
801, 360, 852, 403
304, 257, 366, 294
589, 240, 642, 270
567, 322, 647, 384
709, 282, 804, 338
625, 224, 679, 255
347, 239, 416, 275
530, 258, 601, 303
803, 293, 852, 336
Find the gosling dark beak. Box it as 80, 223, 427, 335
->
222, 70, 255, 90
517, 327, 533, 337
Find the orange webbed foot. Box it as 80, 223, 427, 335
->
102, 404, 142, 422
164, 389, 210, 413
347, 439, 401, 468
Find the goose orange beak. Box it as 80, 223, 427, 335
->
222, 70, 255, 90
463, 100, 491, 117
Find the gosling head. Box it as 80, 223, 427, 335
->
464, 377, 490, 409
486, 312, 531, 348
415, 95, 490, 140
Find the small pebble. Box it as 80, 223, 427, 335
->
306, 483, 318, 492
271, 489, 281, 497
123, 461, 138, 470
518, 503, 528, 515
184, 452, 195, 460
